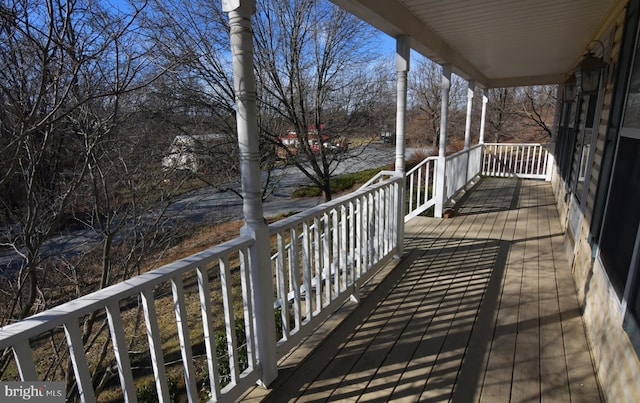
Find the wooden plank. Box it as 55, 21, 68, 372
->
550, 220, 602, 401
479, 181, 522, 403
244, 179, 602, 403
451, 193, 513, 402
537, 186, 572, 402
511, 182, 541, 403
305, 234, 454, 400
309, 209, 470, 400
558, 224, 600, 397
361, 250, 464, 399
418, 213, 491, 401
391, 215, 478, 400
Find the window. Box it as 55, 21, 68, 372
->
590, 0, 640, 247
574, 95, 598, 200
596, 0, 640, 353
625, 251, 640, 356
599, 137, 640, 295
556, 100, 578, 183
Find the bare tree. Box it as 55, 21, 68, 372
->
486, 86, 557, 143
410, 59, 467, 151
66, 123, 192, 398
0, 1, 202, 398
252, 0, 384, 201
145, 0, 295, 200
487, 87, 519, 142
145, 0, 391, 202
0, 0, 164, 322
518, 85, 557, 139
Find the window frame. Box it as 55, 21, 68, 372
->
593, 0, 640, 355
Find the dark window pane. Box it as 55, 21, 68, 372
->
599, 137, 640, 296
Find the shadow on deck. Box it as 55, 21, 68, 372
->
243, 178, 602, 402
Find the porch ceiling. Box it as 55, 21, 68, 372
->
330, 0, 625, 88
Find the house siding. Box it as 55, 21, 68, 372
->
551, 166, 570, 231
582, 259, 640, 403
552, 3, 640, 401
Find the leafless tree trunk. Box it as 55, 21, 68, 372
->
145, 0, 265, 197
487, 87, 518, 143
0, 1, 177, 398
252, 0, 385, 201
410, 59, 467, 151
0, 0, 148, 322
519, 85, 557, 139
486, 86, 556, 143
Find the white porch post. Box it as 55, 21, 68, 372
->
545, 86, 563, 182
464, 81, 475, 150
464, 81, 474, 182
435, 65, 451, 218
224, 0, 277, 387
395, 35, 409, 256
479, 88, 488, 144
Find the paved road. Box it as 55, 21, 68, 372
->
165, 142, 396, 222
0, 143, 397, 269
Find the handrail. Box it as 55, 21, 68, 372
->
405, 156, 438, 221
445, 144, 483, 201
358, 170, 396, 189
272, 175, 394, 231
0, 142, 553, 402
482, 143, 550, 179
0, 175, 404, 402
269, 175, 402, 355
0, 237, 253, 345
0, 236, 258, 402
359, 158, 439, 222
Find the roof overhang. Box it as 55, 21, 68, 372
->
330, 0, 626, 88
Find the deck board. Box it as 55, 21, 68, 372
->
243, 178, 602, 402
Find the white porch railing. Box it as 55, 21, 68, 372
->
0, 175, 402, 402
0, 236, 260, 402
269, 175, 402, 356
445, 144, 483, 201
364, 143, 548, 221
0, 143, 550, 402
359, 157, 439, 223
405, 157, 438, 221
358, 170, 396, 188
482, 143, 551, 180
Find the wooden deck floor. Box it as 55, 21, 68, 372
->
244, 178, 602, 402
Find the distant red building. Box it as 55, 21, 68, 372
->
278, 124, 343, 154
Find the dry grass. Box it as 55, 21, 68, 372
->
4, 165, 381, 400
0, 218, 250, 401
157, 220, 244, 264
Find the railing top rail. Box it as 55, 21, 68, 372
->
0, 235, 254, 346
358, 170, 396, 189
406, 156, 438, 176
445, 143, 483, 160
483, 142, 550, 147
269, 174, 402, 234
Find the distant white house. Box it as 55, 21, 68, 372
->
161, 134, 228, 173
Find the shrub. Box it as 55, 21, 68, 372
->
291, 166, 389, 198
292, 186, 323, 198
136, 376, 179, 403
